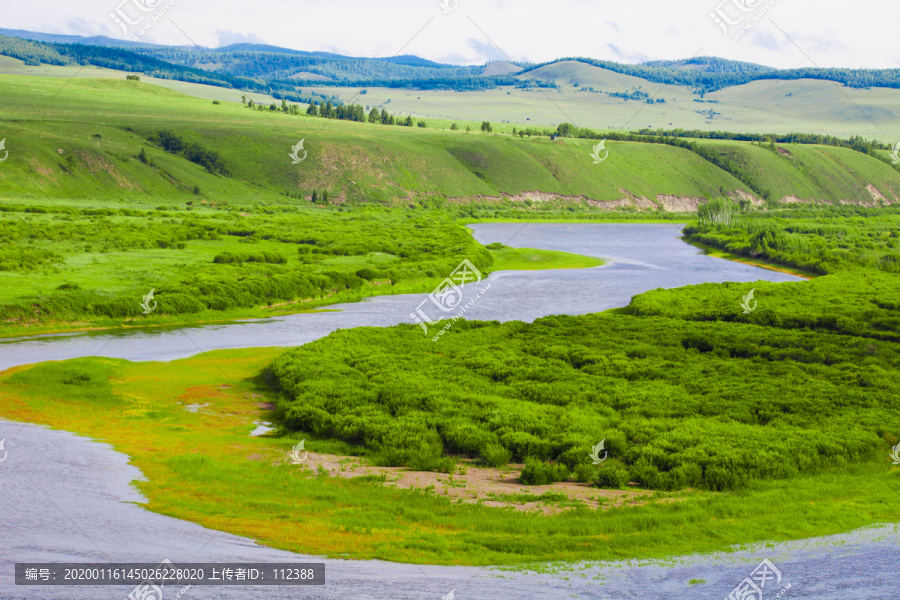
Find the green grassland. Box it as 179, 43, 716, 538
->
3, 72, 899, 210
1, 66, 899, 568
1, 72, 899, 336
700, 139, 900, 203
308, 60, 900, 143
1, 208, 898, 566
0, 72, 754, 205
12, 350, 900, 567
270, 207, 900, 490
488, 244, 604, 271
5, 54, 900, 143
0, 202, 478, 334
0, 201, 611, 337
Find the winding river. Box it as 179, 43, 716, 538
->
2, 224, 897, 599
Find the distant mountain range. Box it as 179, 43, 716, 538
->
2, 28, 899, 100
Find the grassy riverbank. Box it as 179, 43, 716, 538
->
0, 201, 608, 338
1, 350, 897, 566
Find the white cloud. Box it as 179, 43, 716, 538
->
1, 0, 894, 69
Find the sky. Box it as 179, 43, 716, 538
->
1, 0, 896, 69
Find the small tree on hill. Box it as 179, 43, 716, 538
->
556, 123, 576, 137
312, 190, 318, 203
481, 121, 492, 133
369, 107, 381, 123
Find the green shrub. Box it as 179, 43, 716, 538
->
519, 459, 569, 485
573, 463, 596, 483
480, 443, 512, 468
355, 268, 380, 280
594, 461, 631, 489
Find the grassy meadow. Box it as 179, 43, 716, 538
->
0, 343, 897, 566
304, 60, 900, 143
1, 67, 899, 570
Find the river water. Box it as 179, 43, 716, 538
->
3, 224, 896, 599
0, 223, 800, 370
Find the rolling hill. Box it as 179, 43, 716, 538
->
3, 31, 900, 141
0, 72, 897, 209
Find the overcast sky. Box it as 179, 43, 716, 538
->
1, 0, 896, 69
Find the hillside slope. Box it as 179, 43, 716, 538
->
1, 73, 898, 208
700, 140, 900, 204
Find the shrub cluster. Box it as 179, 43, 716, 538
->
271, 308, 899, 491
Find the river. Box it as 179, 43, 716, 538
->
3, 223, 896, 599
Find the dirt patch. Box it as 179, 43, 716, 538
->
780, 195, 812, 204
28, 158, 58, 184
449, 190, 719, 213
865, 184, 894, 204
776, 147, 792, 156
655, 195, 706, 212
729, 189, 764, 206
287, 452, 666, 515
76, 150, 136, 189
